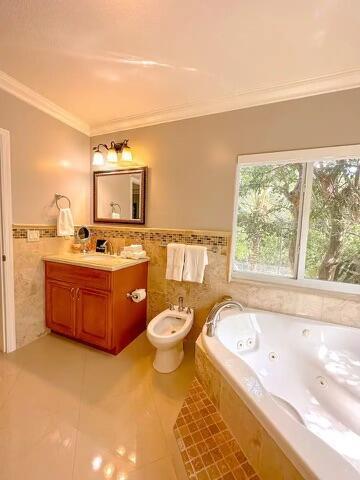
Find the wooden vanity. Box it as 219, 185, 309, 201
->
43, 254, 148, 354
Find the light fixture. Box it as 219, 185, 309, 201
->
92, 140, 132, 166
107, 143, 118, 163
92, 146, 105, 166
121, 140, 132, 162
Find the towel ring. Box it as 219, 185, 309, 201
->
55, 193, 71, 210
110, 201, 121, 213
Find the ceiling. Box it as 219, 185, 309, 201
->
1, 0, 360, 135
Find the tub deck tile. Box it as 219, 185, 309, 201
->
174, 377, 261, 480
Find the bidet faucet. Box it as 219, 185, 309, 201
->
178, 296, 184, 312
205, 300, 245, 337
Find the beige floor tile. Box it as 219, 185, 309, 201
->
0, 332, 194, 480
0, 352, 22, 408
127, 456, 178, 480
0, 421, 77, 480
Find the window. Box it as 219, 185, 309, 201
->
231, 147, 360, 294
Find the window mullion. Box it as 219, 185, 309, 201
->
296, 162, 313, 279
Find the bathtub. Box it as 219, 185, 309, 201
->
201, 309, 360, 480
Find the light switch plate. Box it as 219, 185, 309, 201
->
27, 230, 40, 242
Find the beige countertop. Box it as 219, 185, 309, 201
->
42, 252, 149, 272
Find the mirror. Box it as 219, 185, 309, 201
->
93, 168, 146, 224
77, 225, 91, 253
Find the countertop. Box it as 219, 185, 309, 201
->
42, 252, 149, 272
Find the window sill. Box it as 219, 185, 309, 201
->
230, 271, 360, 298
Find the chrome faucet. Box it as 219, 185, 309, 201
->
205, 300, 245, 337
104, 240, 114, 255
178, 296, 184, 312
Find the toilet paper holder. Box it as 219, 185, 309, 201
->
126, 289, 146, 302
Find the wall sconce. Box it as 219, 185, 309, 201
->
92, 139, 132, 166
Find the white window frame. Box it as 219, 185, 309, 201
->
230, 145, 360, 295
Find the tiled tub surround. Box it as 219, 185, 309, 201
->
174, 377, 260, 480
195, 340, 304, 480
12, 224, 359, 349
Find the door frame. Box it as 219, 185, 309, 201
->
0, 129, 16, 352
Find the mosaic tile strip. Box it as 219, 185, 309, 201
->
92, 229, 228, 246
174, 378, 260, 480
13, 225, 57, 239
13, 224, 229, 246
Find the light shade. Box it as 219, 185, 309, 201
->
107, 147, 118, 163
93, 150, 104, 166
121, 145, 132, 162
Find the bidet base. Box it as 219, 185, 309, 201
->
153, 343, 184, 373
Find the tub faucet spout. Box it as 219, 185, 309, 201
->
205, 300, 245, 337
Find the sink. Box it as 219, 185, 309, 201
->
82, 253, 125, 260
81, 254, 133, 264
43, 252, 147, 271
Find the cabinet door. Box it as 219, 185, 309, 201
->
46, 280, 76, 336
75, 288, 112, 349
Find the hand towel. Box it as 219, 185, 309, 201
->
166, 243, 185, 281
124, 244, 143, 253
126, 251, 147, 260
183, 245, 208, 283
57, 208, 74, 236
120, 249, 147, 259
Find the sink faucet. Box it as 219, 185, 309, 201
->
205, 300, 245, 337
104, 240, 114, 255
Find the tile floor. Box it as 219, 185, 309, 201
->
0, 332, 195, 480
174, 379, 259, 480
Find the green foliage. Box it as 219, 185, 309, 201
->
235, 159, 360, 284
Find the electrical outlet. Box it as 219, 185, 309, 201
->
27, 230, 40, 242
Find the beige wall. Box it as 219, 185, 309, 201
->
0, 89, 90, 348
92, 88, 360, 230
0, 89, 90, 225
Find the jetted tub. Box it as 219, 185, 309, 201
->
202, 309, 360, 480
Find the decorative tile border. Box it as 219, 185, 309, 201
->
92, 229, 229, 247
12, 225, 57, 239
12, 224, 230, 247
174, 378, 260, 480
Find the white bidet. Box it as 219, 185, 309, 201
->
146, 307, 194, 373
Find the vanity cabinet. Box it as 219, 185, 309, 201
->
44, 260, 148, 354
76, 287, 112, 349
46, 280, 76, 337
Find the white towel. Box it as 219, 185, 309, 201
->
57, 208, 74, 236
166, 243, 185, 281
124, 244, 143, 253
183, 245, 208, 283
120, 250, 147, 260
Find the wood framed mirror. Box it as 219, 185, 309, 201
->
93, 167, 147, 224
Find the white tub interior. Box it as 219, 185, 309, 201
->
203, 309, 360, 480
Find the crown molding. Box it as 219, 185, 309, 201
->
90, 68, 360, 136
0, 70, 90, 136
